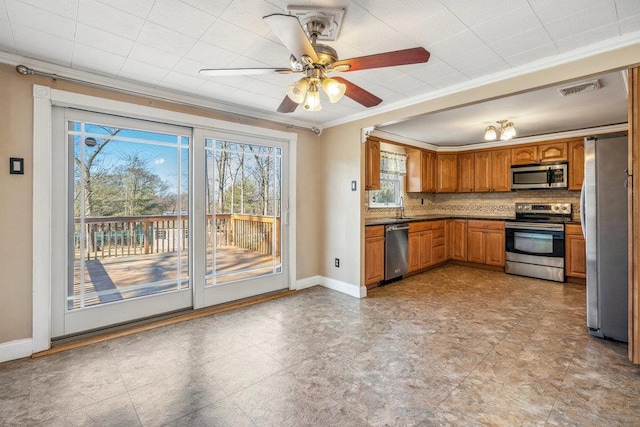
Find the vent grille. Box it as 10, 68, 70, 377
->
558, 79, 602, 96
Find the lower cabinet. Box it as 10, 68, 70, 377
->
565, 224, 586, 278
365, 225, 385, 285
449, 219, 467, 261
408, 220, 446, 273
466, 220, 505, 267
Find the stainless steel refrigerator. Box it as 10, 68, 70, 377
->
581, 134, 629, 342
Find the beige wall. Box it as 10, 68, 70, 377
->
0, 63, 321, 344
317, 44, 640, 289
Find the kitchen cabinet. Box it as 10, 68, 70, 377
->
457, 153, 474, 192
511, 142, 567, 165
491, 149, 511, 192
568, 139, 585, 190
436, 153, 457, 193
473, 151, 491, 192
406, 149, 436, 193
409, 222, 433, 271
408, 232, 421, 272
431, 221, 446, 264
365, 138, 381, 190
565, 223, 586, 278
449, 219, 467, 261
365, 225, 385, 285
467, 220, 505, 266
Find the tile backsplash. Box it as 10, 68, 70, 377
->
365, 190, 581, 221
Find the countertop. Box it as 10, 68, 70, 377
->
365, 216, 581, 226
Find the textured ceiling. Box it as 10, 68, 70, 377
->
1, 0, 639, 143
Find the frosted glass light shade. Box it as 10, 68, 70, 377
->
303, 85, 322, 111
286, 78, 309, 104
503, 122, 516, 139
484, 126, 497, 141
321, 78, 346, 103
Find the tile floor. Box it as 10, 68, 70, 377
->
2, 264, 640, 426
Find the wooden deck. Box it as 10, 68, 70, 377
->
72, 246, 280, 308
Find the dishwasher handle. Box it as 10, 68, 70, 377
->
386, 224, 409, 232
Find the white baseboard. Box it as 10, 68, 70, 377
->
0, 338, 33, 363
320, 277, 367, 299
295, 275, 367, 298
295, 276, 322, 290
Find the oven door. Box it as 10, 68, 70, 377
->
505, 222, 565, 258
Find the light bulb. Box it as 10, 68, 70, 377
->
484, 126, 497, 141
303, 85, 322, 111
321, 77, 346, 103
503, 122, 516, 139
285, 78, 309, 104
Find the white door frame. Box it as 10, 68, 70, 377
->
32, 85, 297, 352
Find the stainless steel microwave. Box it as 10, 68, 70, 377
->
510, 163, 568, 190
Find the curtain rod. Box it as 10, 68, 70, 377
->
14, 65, 321, 135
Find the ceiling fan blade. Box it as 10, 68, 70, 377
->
277, 95, 299, 113
263, 14, 318, 63
333, 77, 382, 108
334, 47, 430, 72
200, 68, 293, 76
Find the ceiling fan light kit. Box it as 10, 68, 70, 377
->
485, 119, 517, 141
199, 11, 430, 113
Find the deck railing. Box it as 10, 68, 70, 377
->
76, 214, 280, 260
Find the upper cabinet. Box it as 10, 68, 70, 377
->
512, 142, 568, 165
436, 153, 458, 193
457, 153, 474, 192
473, 149, 511, 192
365, 138, 381, 190
568, 138, 585, 190
406, 149, 436, 193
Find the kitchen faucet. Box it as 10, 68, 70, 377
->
399, 196, 405, 218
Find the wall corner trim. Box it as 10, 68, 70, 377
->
295, 276, 322, 290
0, 339, 34, 363
320, 277, 367, 298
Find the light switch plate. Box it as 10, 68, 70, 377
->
10, 157, 24, 174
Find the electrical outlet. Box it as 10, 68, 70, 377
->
335, 258, 340, 268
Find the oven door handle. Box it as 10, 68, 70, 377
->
547, 168, 552, 187
505, 222, 564, 232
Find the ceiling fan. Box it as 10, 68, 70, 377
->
199, 13, 431, 113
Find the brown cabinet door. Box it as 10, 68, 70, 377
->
457, 153, 474, 192
467, 228, 485, 264
538, 142, 568, 163
491, 149, 511, 192
419, 231, 433, 268
408, 232, 421, 273
436, 153, 457, 193
365, 139, 381, 190
566, 233, 586, 278
485, 229, 505, 266
451, 220, 467, 261
423, 151, 436, 192
511, 145, 538, 165
365, 237, 385, 284
473, 151, 491, 192
568, 139, 585, 190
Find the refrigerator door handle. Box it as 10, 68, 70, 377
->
580, 182, 586, 238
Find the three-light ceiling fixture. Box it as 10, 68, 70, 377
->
286, 68, 346, 111
484, 119, 517, 141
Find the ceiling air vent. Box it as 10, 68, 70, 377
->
558, 79, 602, 97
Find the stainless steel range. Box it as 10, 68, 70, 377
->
505, 202, 572, 282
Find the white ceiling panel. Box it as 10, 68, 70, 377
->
77, 0, 145, 40
5, 0, 76, 40
543, 2, 618, 41
147, 0, 217, 39
17, 0, 79, 20
136, 21, 197, 56
1, 0, 637, 142
11, 24, 74, 66
75, 23, 133, 57
128, 43, 183, 69
94, 0, 156, 18
71, 43, 125, 75
119, 59, 169, 83
440, 0, 530, 28
555, 23, 621, 52
200, 20, 263, 56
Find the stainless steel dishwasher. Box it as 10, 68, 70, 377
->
385, 223, 409, 281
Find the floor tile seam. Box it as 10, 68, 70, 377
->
107, 345, 144, 426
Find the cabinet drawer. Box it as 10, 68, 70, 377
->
433, 237, 445, 247
365, 225, 385, 238
432, 228, 445, 238
565, 223, 583, 235
467, 220, 504, 231
433, 246, 445, 263
409, 221, 433, 232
